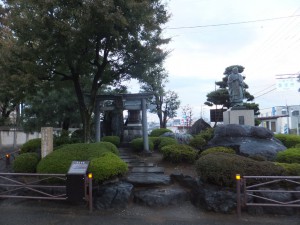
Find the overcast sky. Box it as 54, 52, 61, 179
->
146, 0, 300, 121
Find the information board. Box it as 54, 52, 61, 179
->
67, 161, 90, 175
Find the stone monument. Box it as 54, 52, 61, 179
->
41, 127, 53, 158
223, 67, 254, 126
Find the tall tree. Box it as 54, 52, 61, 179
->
4, 0, 170, 141
140, 66, 180, 128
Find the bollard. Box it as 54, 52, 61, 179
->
5, 154, 10, 167
88, 173, 93, 213
236, 174, 241, 218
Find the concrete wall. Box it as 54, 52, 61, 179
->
0, 130, 41, 149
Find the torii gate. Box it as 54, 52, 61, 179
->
94, 93, 153, 154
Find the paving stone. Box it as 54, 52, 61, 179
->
131, 167, 164, 173
125, 173, 171, 186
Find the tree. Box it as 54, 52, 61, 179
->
205, 65, 255, 109
140, 66, 180, 128
4, 0, 170, 142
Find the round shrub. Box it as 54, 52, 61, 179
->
101, 136, 120, 147
200, 146, 235, 157
276, 163, 300, 176
149, 137, 160, 149
161, 144, 198, 163
89, 152, 128, 182
37, 142, 119, 174
189, 135, 206, 150
13, 153, 39, 173
198, 128, 214, 141
276, 148, 300, 164
275, 134, 300, 148
196, 152, 285, 187
20, 138, 41, 154
173, 133, 193, 145
130, 138, 154, 152
158, 137, 178, 151
149, 128, 173, 137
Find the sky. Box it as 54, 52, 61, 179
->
137, 0, 300, 122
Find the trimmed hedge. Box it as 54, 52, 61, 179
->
157, 137, 177, 151
13, 153, 40, 173
200, 146, 235, 157
189, 135, 206, 150
20, 138, 41, 154
161, 144, 198, 163
276, 163, 300, 176
149, 128, 173, 137
101, 136, 121, 147
198, 128, 214, 141
89, 152, 128, 182
149, 137, 160, 149
130, 138, 154, 152
276, 148, 300, 164
275, 134, 300, 148
196, 152, 285, 187
37, 142, 119, 174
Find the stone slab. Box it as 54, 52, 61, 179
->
223, 109, 254, 126
128, 162, 155, 167
125, 173, 171, 186
131, 167, 164, 173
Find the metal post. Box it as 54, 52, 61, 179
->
141, 98, 150, 154
236, 174, 241, 218
88, 174, 93, 213
95, 100, 101, 142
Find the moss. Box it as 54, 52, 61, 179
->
200, 146, 235, 157
20, 138, 41, 154
149, 128, 173, 137
161, 144, 198, 163
13, 153, 40, 173
196, 152, 285, 187
101, 136, 121, 147
89, 152, 128, 182
276, 148, 300, 164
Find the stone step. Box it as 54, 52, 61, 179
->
128, 162, 155, 167
125, 173, 171, 186
123, 159, 144, 163
131, 167, 164, 174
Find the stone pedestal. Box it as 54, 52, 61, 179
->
223, 109, 254, 126
41, 127, 53, 158
123, 110, 142, 142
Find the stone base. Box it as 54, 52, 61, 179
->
223, 109, 254, 126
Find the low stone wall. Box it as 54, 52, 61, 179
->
0, 130, 40, 149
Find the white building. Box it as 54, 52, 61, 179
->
258, 105, 300, 135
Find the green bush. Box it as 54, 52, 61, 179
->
20, 138, 41, 154
37, 142, 119, 174
161, 144, 198, 163
101, 136, 121, 147
276, 163, 300, 176
130, 138, 154, 152
149, 128, 173, 137
200, 146, 235, 157
189, 135, 206, 150
13, 153, 40, 173
149, 137, 160, 149
275, 134, 300, 148
198, 128, 214, 141
276, 148, 300, 164
295, 143, 300, 148
157, 137, 177, 151
89, 152, 128, 182
196, 152, 285, 187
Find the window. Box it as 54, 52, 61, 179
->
292, 110, 299, 116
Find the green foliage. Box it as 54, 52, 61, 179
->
149, 137, 160, 149
158, 137, 178, 151
101, 136, 120, 147
276, 163, 300, 176
196, 152, 285, 187
13, 153, 39, 173
71, 129, 84, 142
130, 138, 154, 152
276, 148, 300, 164
161, 144, 198, 163
200, 146, 235, 157
198, 128, 214, 141
189, 136, 206, 150
37, 142, 119, 174
89, 152, 128, 182
149, 128, 173, 137
275, 134, 300, 148
20, 138, 41, 154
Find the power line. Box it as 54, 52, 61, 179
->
166, 14, 300, 30
254, 88, 277, 99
